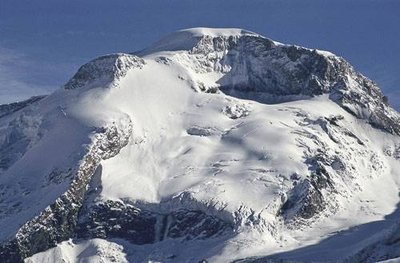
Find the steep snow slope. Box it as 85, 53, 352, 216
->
25, 239, 129, 263
1, 28, 400, 262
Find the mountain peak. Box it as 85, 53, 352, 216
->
63, 28, 400, 137
3, 28, 400, 263
140, 27, 262, 54
176, 27, 258, 37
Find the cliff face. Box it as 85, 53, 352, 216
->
146, 31, 400, 135
0, 123, 132, 262
1, 28, 400, 263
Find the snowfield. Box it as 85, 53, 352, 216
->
0, 28, 400, 262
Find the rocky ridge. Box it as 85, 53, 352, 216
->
148, 30, 400, 136
0, 122, 132, 262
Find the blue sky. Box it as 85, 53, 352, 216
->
0, 0, 399, 109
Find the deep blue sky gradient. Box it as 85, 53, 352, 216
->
0, 0, 399, 108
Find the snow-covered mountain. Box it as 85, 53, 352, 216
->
1, 28, 400, 263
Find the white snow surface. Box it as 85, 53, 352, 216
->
25, 239, 128, 263
140, 27, 261, 55
0, 27, 399, 262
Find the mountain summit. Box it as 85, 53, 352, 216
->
1, 28, 400, 263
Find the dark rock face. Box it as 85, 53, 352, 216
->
77, 200, 157, 244
75, 159, 233, 247
220, 37, 339, 97
0, 123, 132, 262
278, 114, 353, 222
280, 159, 334, 221
166, 210, 231, 240
186, 34, 400, 136
64, 53, 145, 90
77, 200, 233, 245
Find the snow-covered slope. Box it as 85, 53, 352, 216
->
1, 28, 400, 262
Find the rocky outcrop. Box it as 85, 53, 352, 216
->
280, 156, 335, 221
77, 200, 232, 245
0, 122, 132, 262
168, 32, 400, 136
64, 53, 145, 90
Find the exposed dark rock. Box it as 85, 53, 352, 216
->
166, 210, 231, 240
77, 200, 156, 244
280, 153, 335, 221
182, 33, 400, 136
77, 200, 233, 245
0, 122, 132, 262
64, 54, 145, 90
187, 126, 221, 137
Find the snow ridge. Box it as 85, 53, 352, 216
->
0, 96, 46, 119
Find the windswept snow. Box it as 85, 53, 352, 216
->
140, 27, 260, 55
